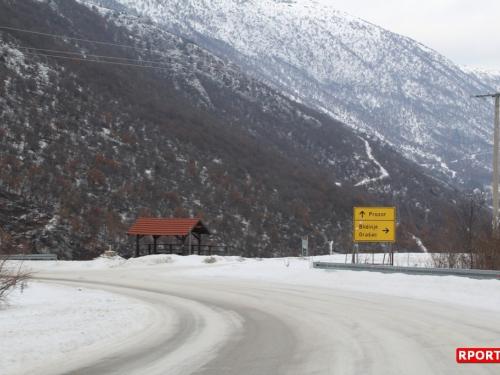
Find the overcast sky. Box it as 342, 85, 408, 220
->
315, 0, 500, 71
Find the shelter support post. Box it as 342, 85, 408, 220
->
135, 235, 144, 258
176, 235, 187, 254
153, 235, 160, 254
192, 233, 201, 254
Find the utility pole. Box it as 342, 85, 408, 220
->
474, 93, 500, 230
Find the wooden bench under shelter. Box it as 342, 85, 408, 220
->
127, 217, 218, 257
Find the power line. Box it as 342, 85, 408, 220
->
0, 25, 147, 52
0, 23, 228, 65
16, 46, 173, 68
0, 25, 194, 71
20, 50, 174, 71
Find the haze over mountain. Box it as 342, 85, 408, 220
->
0, 0, 463, 258
86, 0, 499, 189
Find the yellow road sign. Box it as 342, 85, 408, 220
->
354, 207, 395, 221
353, 207, 396, 242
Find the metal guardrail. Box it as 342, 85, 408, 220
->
0, 254, 58, 261
313, 262, 500, 280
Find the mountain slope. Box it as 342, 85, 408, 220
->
460, 66, 500, 94
0, 0, 461, 258
88, 0, 498, 188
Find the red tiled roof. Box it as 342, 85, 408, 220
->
126, 218, 210, 236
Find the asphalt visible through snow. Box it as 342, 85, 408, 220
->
36, 269, 500, 375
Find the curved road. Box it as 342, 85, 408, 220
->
36, 269, 500, 374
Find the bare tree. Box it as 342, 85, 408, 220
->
432, 191, 491, 269
0, 259, 33, 306
455, 191, 489, 268
474, 233, 500, 270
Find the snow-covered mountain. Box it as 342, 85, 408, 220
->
460, 66, 500, 94
0, 0, 464, 257
82, 0, 498, 188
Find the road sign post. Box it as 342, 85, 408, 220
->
353, 207, 396, 264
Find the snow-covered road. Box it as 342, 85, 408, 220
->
3, 254, 500, 374
34, 275, 241, 375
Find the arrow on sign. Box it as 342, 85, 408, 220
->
360, 211, 365, 218
383, 228, 390, 234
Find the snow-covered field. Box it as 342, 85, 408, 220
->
2, 253, 500, 374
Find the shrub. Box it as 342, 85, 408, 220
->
0, 260, 33, 306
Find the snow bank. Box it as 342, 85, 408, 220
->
0, 282, 152, 375
23, 253, 500, 314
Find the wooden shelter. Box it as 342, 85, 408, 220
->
127, 218, 210, 257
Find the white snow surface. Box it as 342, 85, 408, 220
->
2, 254, 500, 374
0, 277, 152, 375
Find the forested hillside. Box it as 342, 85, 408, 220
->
0, 0, 462, 259
95, 0, 498, 188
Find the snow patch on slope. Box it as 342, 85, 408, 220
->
355, 137, 389, 186
411, 234, 429, 253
